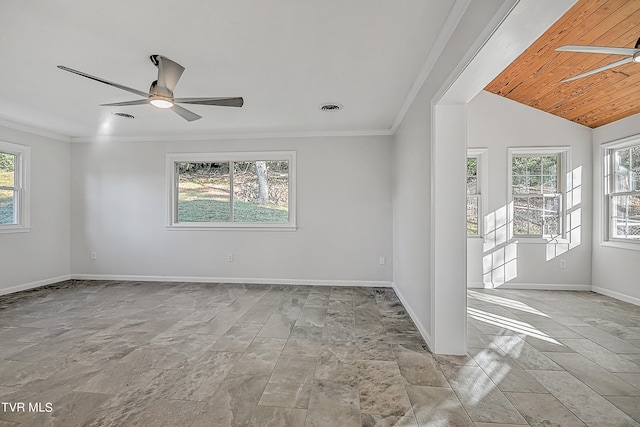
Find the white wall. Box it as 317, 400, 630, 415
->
70, 135, 393, 285
592, 114, 640, 303
0, 125, 71, 294
467, 91, 592, 289
393, 80, 432, 340
392, 0, 512, 352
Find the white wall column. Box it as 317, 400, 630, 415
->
431, 103, 467, 355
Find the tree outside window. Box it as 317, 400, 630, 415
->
0, 152, 16, 224
510, 149, 565, 238
176, 160, 289, 224
467, 156, 479, 235
0, 141, 30, 233
608, 143, 640, 241
167, 151, 296, 229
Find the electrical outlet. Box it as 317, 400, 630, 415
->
559, 259, 566, 269
379, 256, 386, 265
91, 251, 97, 260
227, 253, 234, 262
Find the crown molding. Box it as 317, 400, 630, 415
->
0, 113, 393, 143
0, 118, 70, 143
70, 128, 394, 143
390, 0, 472, 134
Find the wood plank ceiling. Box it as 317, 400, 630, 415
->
485, 0, 640, 128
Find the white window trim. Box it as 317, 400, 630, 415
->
166, 151, 296, 231
601, 135, 640, 251
0, 141, 30, 234
467, 148, 488, 238
507, 146, 570, 243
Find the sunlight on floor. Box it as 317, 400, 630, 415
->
414, 400, 468, 426
467, 366, 500, 406
468, 290, 549, 317
468, 349, 512, 403
467, 307, 562, 345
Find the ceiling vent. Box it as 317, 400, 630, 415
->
320, 103, 342, 111
112, 112, 135, 119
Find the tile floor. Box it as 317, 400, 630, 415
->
0, 281, 639, 426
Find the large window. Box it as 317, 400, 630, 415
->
509, 148, 567, 238
605, 139, 640, 242
167, 151, 296, 229
0, 141, 30, 233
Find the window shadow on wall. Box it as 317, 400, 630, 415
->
482, 203, 518, 287
546, 166, 582, 260
482, 166, 582, 287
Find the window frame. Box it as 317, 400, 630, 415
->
166, 151, 296, 231
507, 146, 569, 241
0, 141, 30, 234
467, 148, 487, 237
603, 136, 640, 248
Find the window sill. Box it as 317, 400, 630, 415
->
0, 226, 31, 234
510, 236, 570, 245
167, 224, 297, 232
601, 240, 640, 251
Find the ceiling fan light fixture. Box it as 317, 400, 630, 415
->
150, 95, 174, 109
633, 52, 640, 63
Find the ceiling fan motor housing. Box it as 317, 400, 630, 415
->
149, 80, 173, 98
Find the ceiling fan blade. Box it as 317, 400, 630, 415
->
100, 99, 150, 106
172, 104, 201, 121
561, 57, 634, 82
154, 55, 185, 92
174, 97, 244, 107
57, 65, 150, 98
556, 45, 640, 56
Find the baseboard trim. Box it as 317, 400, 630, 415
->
69, 274, 392, 288
492, 282, 592, 291
391, 282, 433, 351
467, 282, 485, 289
0, 275, 72, 296
592, 286, 640, 307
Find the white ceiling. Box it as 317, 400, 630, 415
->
0, 0, 457, 141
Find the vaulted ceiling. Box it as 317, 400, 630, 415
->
486, 0, 640, 129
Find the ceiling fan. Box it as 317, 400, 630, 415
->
57, 55, 243, 121
556, 37, 640, 82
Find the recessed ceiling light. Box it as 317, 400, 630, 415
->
111, 112, 135, 119
320, 103, 343, 112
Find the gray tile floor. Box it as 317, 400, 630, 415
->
0, 281, 639, 426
